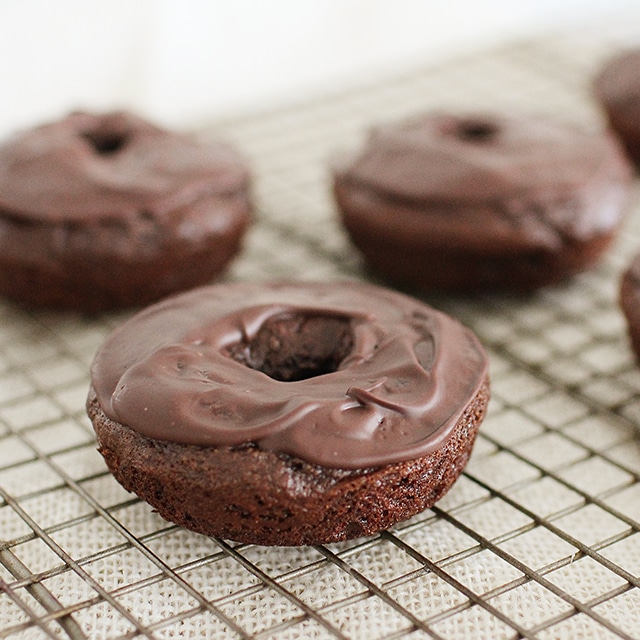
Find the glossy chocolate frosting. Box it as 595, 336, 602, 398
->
334, 112, 630, 246
0, 111, 249, 222
90, 282, 489, 469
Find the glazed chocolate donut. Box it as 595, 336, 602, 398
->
620, 253, 640, 359
594, 49, 640, 166
333, 112, 632, 292
0, 111, 251, 310
87, 281, 490, 545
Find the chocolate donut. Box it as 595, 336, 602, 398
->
620, 253, 640, 359
333, 112, 632, 292
87, 281, 490, 545
0, 111, 251, 310
594, 49, 640, 167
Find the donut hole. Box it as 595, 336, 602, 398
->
227, 313, 354, 382
454, 119, 498, 143
81, 129, 130, 155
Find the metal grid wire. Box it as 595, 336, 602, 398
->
2, 12, 640, 640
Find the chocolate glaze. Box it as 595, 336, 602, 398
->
334, 112, 630, 249
0, 111, 249, 223
90, 282, 489, 469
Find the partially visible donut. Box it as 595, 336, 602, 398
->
87, 281, 490, 545
620, 253, 640, 359
0, 111, 252, 310
594, 49, 640, 167
333, 112, 632, 292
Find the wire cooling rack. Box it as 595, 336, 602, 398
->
3, 13, 640, 640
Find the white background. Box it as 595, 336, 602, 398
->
0, 0, 635, 136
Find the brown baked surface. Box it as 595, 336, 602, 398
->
87, 377, 490, 546
334, 182, 620, 292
